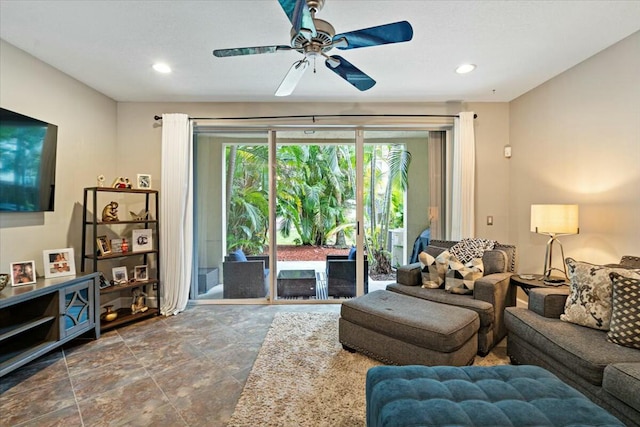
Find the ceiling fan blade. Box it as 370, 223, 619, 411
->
213, 45, 293, 57
325, 55, 376, 91
277, 0, 316, 39
275, 58, 309, 96
333, 21, 413, 50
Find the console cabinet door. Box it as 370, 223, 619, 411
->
59, 279, 95, 338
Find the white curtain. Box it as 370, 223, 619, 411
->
449, 112, 476, 240
160, 113, 193, 315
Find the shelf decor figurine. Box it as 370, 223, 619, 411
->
111, 176, 132, 189
130, 210, 150, 221
131, 287, 149, 314
97, 174, 105, 187
101, 201, 119, 222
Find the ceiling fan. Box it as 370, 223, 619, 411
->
212, 0, 413, 96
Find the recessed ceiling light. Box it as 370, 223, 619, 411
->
456, 64, 476, 74
153, 63, 172, 73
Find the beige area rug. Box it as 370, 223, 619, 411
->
227, 312, 510, 427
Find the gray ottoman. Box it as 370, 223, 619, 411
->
339, 290, 479, 366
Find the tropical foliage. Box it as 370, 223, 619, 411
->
225, 142, 410, 274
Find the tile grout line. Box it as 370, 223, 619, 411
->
63, 347, 87, 427
120, 320, 191, 426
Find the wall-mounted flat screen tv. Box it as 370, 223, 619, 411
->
0, 108, 58, 212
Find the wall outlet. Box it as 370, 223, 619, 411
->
487, 215, 494, 226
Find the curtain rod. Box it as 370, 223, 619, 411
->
152, 113, 477, 121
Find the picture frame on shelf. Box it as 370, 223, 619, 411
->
10, 260, 37, 286
42, 248, 76, 279
137, 174, 151, 189
98, 273, 111, 289
134, 265, 149, 281
110, 238, 123, 254
112, 266, 128, 284
132, 229, 153, 252
97, 235, 112, 256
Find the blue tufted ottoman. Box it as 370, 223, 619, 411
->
366, 365, 624, 427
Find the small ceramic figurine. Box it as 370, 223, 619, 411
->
101, 201, 119, 222
97, 174, 105, 187
131, 287, 149, 314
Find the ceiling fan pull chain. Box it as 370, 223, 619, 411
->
313, 56, 317, 73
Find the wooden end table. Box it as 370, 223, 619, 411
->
510, 274, 569, 295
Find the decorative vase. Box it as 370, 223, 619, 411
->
102, 305, 118, 322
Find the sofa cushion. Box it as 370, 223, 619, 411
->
603, 363, 640, 412
228, 248, 248, 262
449, 238, 496, 263
561, 258, 640, 330
445, 256, 484, 295
607, 272, 640, 349
505, 307, 640, 386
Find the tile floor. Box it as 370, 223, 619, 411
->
0, 303, 341, 427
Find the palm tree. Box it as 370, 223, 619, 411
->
364, 144, 411, 274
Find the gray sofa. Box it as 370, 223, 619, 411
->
505, 255, 640, 427
389, 239, 517, 355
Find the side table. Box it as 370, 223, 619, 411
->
510, 274, 568, 296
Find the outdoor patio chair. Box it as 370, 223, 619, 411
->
222, 249, 269, 298
326, 251, 369, 297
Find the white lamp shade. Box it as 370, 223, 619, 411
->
530, 204, 579, 234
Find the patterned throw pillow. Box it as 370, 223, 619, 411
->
607, 272, 640, 349
449, 238, 497, 263
419, 250, 450, 289
561, 258, 640, 330
445, 255, 484, 295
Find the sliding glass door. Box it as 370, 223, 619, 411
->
191, 126, 444, 303
274, 130, 358, 301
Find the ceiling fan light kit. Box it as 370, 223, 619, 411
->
213, 0, 413, 96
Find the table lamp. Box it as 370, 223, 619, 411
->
530, 204, 579, 280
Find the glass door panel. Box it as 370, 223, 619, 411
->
193, 131, 270, 301
362, 131, 434, 292
274, 130, 358, 301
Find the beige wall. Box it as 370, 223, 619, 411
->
0, 40, 117, 273
5, 30, 635, 283
509, 31, 640, 273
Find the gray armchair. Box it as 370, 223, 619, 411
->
326, 254, 369, 297
222, 253, 269, 299
388, 239, 517, 355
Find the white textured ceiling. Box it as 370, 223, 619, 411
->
1, 1, 639, 103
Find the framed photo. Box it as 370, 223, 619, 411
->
137, 174, 152, 189
11, 260, 37, 286
98, 273, 111, 289
134, 265, 149, 282
132, 229, 153, 252
112, 266, 128, 284
43, 248, 76, 279
97, 235, 112, 256
110, 238, 123, 253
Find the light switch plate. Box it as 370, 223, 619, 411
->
504, 145, 512, 158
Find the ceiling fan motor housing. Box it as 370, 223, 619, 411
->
290, 18, 335, 55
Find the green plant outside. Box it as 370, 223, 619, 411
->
225, 142, 410, 274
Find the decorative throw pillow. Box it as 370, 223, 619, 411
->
607, 272, 640, 349
445, 255, 484, 295
561, 258, 640, 330
419, 250, 451, 289
449, 238, 497, 264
